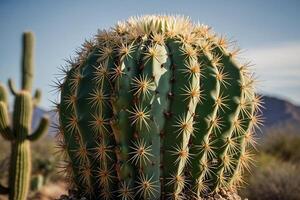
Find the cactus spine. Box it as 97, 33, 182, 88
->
0, 32, 49, 200
55, 15, 262, 200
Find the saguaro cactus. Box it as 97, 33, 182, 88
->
55, 15, 262, 200
0, 32, 49, 200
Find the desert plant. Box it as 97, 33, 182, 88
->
30, 174, 44, 192
0, 32, 49, 200
241, 126, 300, 200
263, 125, 300, 164
34, 157, 56, 183
54, 15, 262, 199
244, 154, 300, 200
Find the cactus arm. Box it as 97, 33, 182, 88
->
8, 79, 18, 96
0, 83, 8, 104
0, 102, 14, 140
21, 32, 34, 91
27, 116, 49, 141
0, 184, 9, 194
0, 84, 13, 140
32, 89, 41, 106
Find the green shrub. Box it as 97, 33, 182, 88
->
241, 126, 300, 199
263, 127, 300, 164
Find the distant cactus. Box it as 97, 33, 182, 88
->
54, 15, 263, 199
30, 174, 44, 191
0, 32, 49, 200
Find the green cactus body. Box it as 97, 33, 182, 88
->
0, 32, 49, 200
110, 41, 142, 190
162, 39, 200, 199
59, 67, 83, 189
132, 42, 171, 199
206, 43, 244, 191
228, 81, 261, 186
0, 84, 8, 103
55, 16, 262, 200
9, 92, 32, 200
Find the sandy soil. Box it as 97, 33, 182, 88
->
0, 181, 68, 200
0, 181, 67, 200
29, 181, 68, 200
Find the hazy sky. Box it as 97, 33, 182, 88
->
1, 0, 300, 108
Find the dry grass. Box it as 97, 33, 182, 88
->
241, 125, 300, 200
244, 154, 300, 200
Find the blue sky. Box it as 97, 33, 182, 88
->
1, 0, 300, 108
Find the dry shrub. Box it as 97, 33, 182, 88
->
263, 125, 300, 163
245, 158, 300, 200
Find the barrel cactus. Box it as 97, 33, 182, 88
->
0, 32, 49, 200
54, 15, 262, 200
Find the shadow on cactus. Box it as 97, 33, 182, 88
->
0, 32, 49, 200
53, 15, 263, 200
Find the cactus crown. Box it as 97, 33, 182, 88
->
55, 15, 263, 200
113, 15, 195, 36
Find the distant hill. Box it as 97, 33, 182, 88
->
31, 95, 300, 137
261, 95, 300, 132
